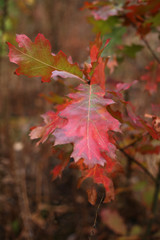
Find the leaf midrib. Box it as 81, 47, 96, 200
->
87, 85, 92, 159
13, 46, 85, 82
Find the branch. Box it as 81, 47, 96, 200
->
142, 38, 160, 64
121, 133, 149, 150
125, 17, 160, 64
117, 130, 156, 182
88, 193, 105, 240
119, 148, 156, 183
143, 164, 160, 240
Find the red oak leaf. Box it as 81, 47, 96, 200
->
7, 34, 83, 82
29, 111, 66, 145
89, 35, 110, 63
91, 57, 106, 92
71, 154, 122, 204
89, 35, 110, 92
90, 34, 102, 63
53, 84, 120, 167
107, 82, 160, 139
51, 156, 70, 181
115, 80, 138, 92
80, 1, 100, 10
50, 146, 71, 181
141, 61, 160, 94
78, 164, 115, 203
124, 0, 160, 36
51, 165, 64, 180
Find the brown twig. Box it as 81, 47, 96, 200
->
125, 16, 160, 64
119, 148, 156, 183
143, 164, 160, 240
88, 193, 105, 240
121, 133, 149, 150
142, 38, 160, 64
117, 130, 156, 182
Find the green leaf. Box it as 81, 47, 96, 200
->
88, 16, 120, 35
8, 34, 84, 82
102, 26, 126, 56
146, 12, 160, 27
11, 220, 20, 234
123, 44, 144, 58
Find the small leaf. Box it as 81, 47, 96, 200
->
88, 16, 120, 35
102, 26, 126, 56
147, 12, 160, 27
86, 186, 97, 205
78, 163, 115, 203
89, 34, 110, 92
122, 44, 143, 58
91, 57, 106, 92
107, 55, 118, 74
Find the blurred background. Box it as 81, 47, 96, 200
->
0, 0, 160, 240
0, 1, 95, 239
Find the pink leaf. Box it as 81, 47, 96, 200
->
53, 84, 120, 166
29, 111, 66, 145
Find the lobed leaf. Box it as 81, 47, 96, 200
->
89, 34, 110, 92
53, 84, 120, 166
8, 33, 83, 82
29, 111, 67, 145
76, 154, 122, 203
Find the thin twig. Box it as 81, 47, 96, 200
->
117, 131, 156, 183
126, 17, 160, 64
121, 133, 149, 150
88, 193, 105, 240
143, 164, 160, 240
142, 38, 160, 64
119, 148, 156, 183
